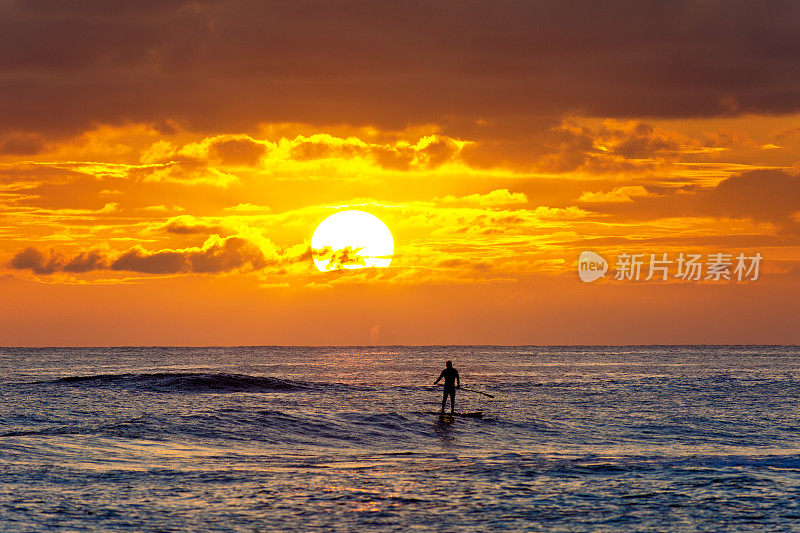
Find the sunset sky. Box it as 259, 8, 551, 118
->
1, 0, 799, 345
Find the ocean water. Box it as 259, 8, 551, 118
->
1, 346, 799, 532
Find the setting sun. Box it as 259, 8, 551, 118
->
310, 210, 394, 271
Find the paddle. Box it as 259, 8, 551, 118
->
459, 386, 495, 399
435, 384, 495, 398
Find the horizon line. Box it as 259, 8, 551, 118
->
1, 344, 798, 349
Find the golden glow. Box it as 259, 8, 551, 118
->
310, 210, 394, 271
0, 118, 798, 344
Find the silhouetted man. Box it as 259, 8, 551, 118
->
434, 360, 460, 414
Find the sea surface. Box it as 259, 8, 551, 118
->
1, 346, 799, 531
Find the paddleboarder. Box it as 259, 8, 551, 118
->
434, 360, 460, 414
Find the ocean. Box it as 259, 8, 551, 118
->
1, 346, 799, 531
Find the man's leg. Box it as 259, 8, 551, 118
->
450, 389, 455, 413
441, 390, 447, 413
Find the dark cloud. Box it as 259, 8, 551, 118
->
163, 216, 226, 235
313, 246, 366, 270
289, 136, 461, 170
11, 238, 270, 275
462, 121, 668, 173
532, 124, 600, 173
9, 247, 65, 274
2, 1, 800, 136
290, 141, 354, 161
370, 146, 414, 171
110, 247, 186, 274
185, 237, 270, 273
417, 137, 461, 167
599, 123, 684, 159
63, 249, 109, 272
578, 169, 800, 233
705, 169, 800, 224
111, 237, 270, 274
8, 237, 314, 275
9, 246, 109, 275
210, 137, 267, 166
0, 133, 46, 155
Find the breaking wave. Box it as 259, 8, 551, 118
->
41, 372, 320, 393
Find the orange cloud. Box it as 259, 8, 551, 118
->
578, 186, 655, 203
437, 189, 528, 206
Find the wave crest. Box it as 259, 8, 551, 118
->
45, 372, 314, 393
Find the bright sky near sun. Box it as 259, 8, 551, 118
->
0, 2, 798, 345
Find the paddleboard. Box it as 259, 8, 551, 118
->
428, 411, 483, 418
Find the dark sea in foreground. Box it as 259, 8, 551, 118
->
1, 346, 800, 532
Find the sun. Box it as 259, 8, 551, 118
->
311, 210, 394, 271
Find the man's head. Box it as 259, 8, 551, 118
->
446, 360, 452, 368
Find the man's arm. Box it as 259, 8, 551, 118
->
433, 370, 444, 385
